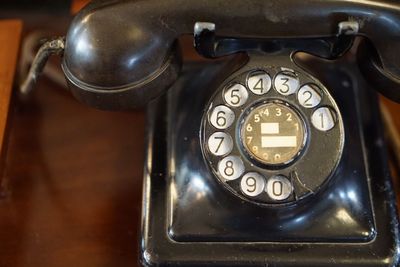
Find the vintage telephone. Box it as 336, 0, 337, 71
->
22, 0, 400, 266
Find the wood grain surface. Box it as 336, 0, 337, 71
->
0, 81, 145, 266
71, 0, 89, 14
0, 20, 22, 193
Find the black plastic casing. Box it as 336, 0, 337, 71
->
140, 54, 400, 266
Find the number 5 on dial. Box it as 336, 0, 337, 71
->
224, 84, 248, 107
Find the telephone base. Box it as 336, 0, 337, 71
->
141, 58, 400, 267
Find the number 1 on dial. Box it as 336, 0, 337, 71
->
311, 107, 336, 131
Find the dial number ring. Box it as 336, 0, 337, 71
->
202, 65, 344, 206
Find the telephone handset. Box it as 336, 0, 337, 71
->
23, 0, 400, 266
49, 0, 400, 109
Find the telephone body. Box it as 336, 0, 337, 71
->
24, 0, 400, 266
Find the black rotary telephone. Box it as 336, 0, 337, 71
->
23, 0, 400, 266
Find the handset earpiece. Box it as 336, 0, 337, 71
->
61, 0, 183, 110
62, 41, 182, 110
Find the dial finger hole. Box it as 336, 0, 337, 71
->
274, 71, 299, 96
207, 132, 233, 156
247, 71, 272, 95
209, 105, 235, 129
311, 107, 336, 131
224, 83, 248, 107
297, 84, 322, 108
217, 156, 244, 181
240, 172, 265, 197
266, 175, 293, 200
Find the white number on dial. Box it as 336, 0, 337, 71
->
266, 175, 293, 200
209, 105, 235, 129
240, 172, 265, 197
311, 107, 336, 131
207, 132, 233, 156
274, 72, 299, 95
224, 83, 248, 107
247, 71, 272, 95
218, 156, 244, 181
297, 84, 322, 108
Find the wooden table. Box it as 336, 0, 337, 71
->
0, 81, 145, 267
0, 19, 145, 266
0, 20, 22, 191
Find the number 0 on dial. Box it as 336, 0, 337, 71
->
266, 175, 293, 200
